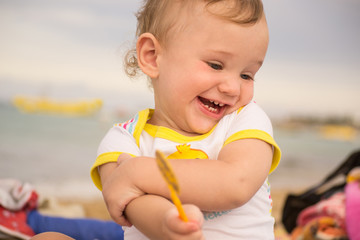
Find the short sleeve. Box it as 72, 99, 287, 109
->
224, 102, 281, 173
90, 126, 141, 190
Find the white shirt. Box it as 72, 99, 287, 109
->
91, 101, 281, 239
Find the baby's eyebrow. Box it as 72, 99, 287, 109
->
209, 49, 233, 57
256, 60, 264, 67
209, 50, 264, 61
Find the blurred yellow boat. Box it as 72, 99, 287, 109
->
319, 124, 357, 141
12, 96, 103, 117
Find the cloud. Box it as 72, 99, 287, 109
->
264, 0, 360, 65
0, 0, 142, 90
258, 0, 360, 119
0, 0, 359, 119
255, 60, 360, 119
0, 0, 139, 44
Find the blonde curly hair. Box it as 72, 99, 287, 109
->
124, 0, 264, 78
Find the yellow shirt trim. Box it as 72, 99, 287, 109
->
236, 106, 245, 114
224, 129, 281, 174
90, 152, 123, 191
143, 123, 217, 143
133, 109, 151, 146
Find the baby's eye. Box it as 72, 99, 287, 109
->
207, 62, 223, 70
240, 74, 253, 81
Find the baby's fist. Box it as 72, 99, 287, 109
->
162, 204, 205, 240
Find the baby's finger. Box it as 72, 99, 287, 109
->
107, 204, 132, 227
183, 204, 204, 226
112, 212, 133, 227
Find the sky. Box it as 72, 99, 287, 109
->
0, 0, 359, 121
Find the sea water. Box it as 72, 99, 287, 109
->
0, 103, 126, 198
1, 103, 359, 198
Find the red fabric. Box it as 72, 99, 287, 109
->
0, 205, 35, 238
0, 179, 38, 239
0, 179, 39, 211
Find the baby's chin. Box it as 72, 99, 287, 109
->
190, 121, 219, 135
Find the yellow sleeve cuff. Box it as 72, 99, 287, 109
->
224, 129, 281, 174
90, 152, 122, 191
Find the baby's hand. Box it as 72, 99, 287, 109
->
101, 155, 144, 227
162, 204, 205, 240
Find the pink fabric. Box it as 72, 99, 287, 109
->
345, 182, 360, 240
297, 192, 346, 229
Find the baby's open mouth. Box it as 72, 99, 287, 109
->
198, 97, 225, 114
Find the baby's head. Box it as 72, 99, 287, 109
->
125, 0, 265, 78
125, 0, 268, 135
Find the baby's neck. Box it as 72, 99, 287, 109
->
146, 120, 202, 137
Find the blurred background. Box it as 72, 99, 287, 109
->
1, 0, 359, 199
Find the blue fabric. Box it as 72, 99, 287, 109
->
27, 210, 124, 240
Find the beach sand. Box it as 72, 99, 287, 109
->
34, 188, 293, 240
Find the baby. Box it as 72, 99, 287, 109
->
91, 0, 281, 239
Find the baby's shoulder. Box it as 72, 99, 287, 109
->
112, 109, 150, 137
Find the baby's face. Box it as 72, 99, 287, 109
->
150, 2, 269, 136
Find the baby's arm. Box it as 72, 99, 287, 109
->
100, 160, 204, 239
101, 138, 272, 224
125, 195, 204, 240
145, 138, 273, 210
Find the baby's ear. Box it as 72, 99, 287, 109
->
136, 33, 161, 79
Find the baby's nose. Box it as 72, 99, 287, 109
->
217, 77, 241, 97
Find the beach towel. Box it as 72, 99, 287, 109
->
296, 192, 346, 230
290, 167, 360, 240
282, 149, 360, 233
0, 179, 38, 239
0, 179, 38, 211
291, 216, 348, 240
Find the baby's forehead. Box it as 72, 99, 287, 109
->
163, 0, 264, 32
157, 0, 264, 41
182, 0, 263, 23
